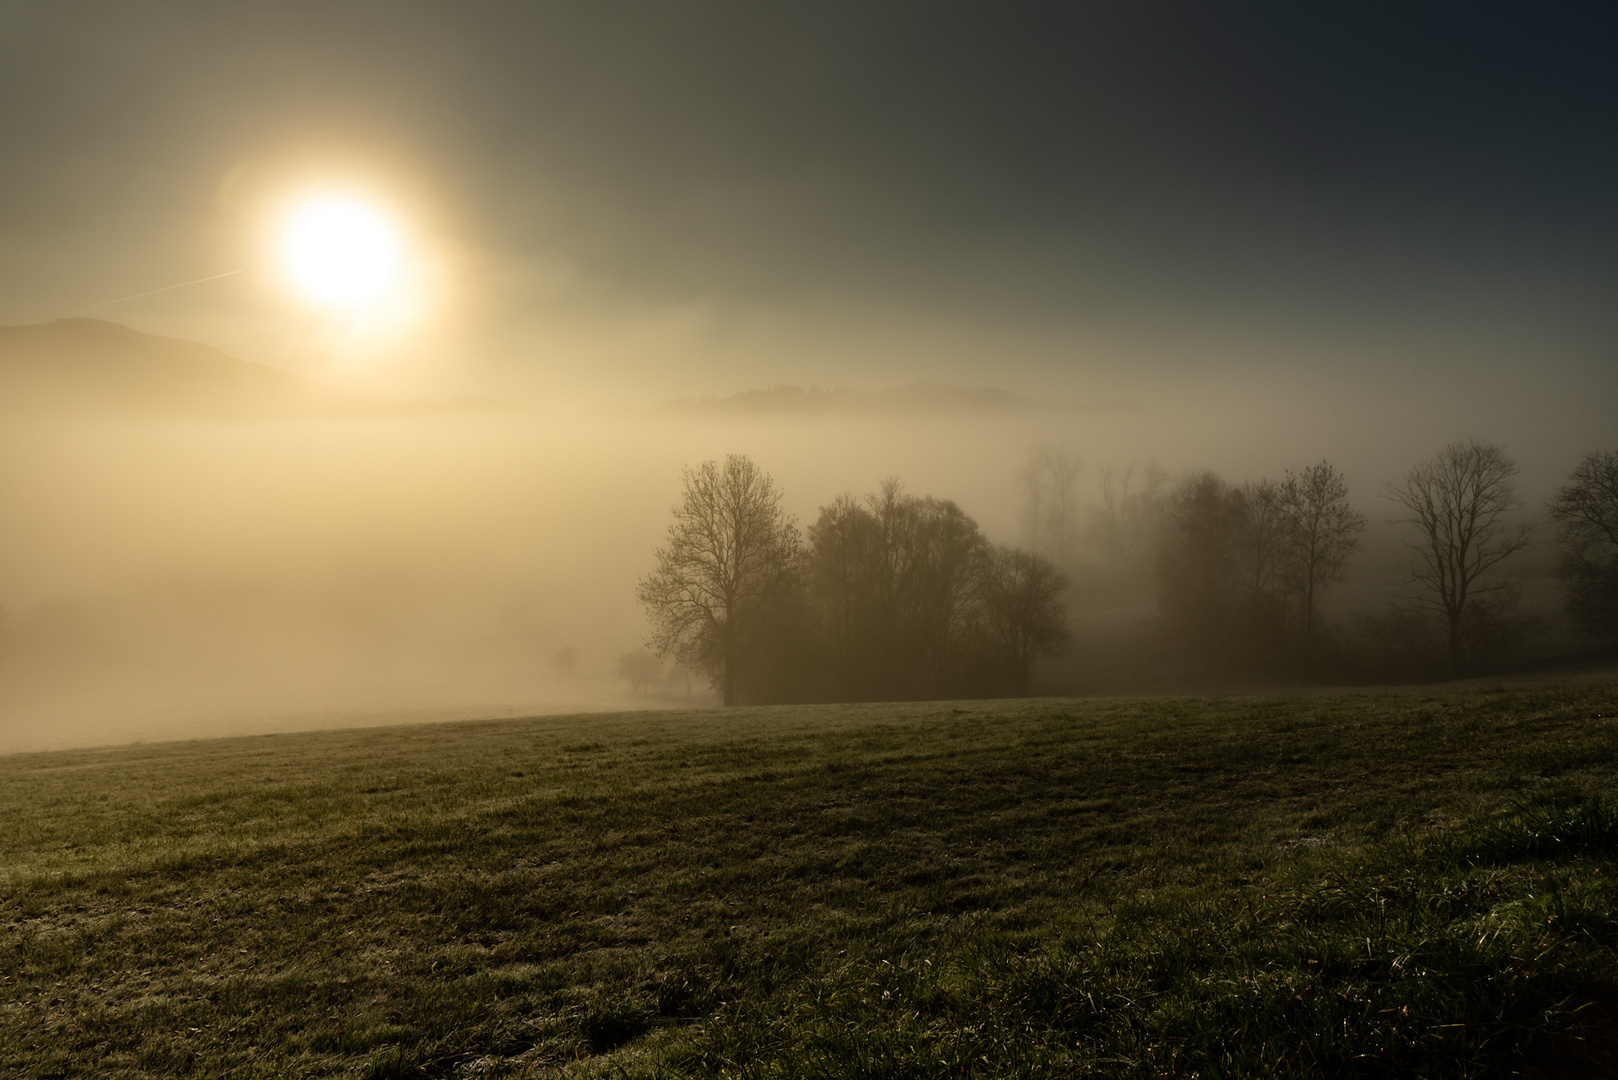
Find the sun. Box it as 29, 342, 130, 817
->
278, 194, 406, 309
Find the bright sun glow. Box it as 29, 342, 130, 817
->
279, 195, 405, 309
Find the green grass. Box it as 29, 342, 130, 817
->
4, 687, 1618, 1077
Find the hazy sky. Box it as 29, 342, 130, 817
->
2, 3, 1616, 749
2, 2, 1613, 407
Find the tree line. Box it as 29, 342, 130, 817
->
637, 444, 1618, 704
636, 457, 1069, 705
1152, 462, 1365, 671
1024, 441, 1618, 681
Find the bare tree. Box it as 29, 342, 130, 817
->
1020, 445, 1081, 566
1279, 461, 1365, 644
637, 455, 803, 705
979, 545, 1071, 696
1386, 441, 1531, 672
1549, 449, 1618, 638
1089, 462, 1169, 582
1236, 477, 1290, 610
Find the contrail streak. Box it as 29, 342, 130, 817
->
83, 268, 247, 310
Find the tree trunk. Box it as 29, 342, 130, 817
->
1446, 608, 1462, 674
723, 624, 736, 706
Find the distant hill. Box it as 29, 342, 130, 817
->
670, 383, 1044, 416
0, 319, 363, 416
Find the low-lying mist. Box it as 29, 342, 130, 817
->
0, 403, 1044, 752
0, 370, 1599, 753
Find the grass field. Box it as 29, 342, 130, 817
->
5, 686, 1618, 1078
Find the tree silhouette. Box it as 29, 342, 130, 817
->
979, 545, 1070, 696
1279, 461, 1365, 648
1157, 472, 1247, 647
1387, 442, 1531, 673
637, 455, 803, 705
1549, 449, 1618, 638
1020, 444, 1081, 567
806, 493, 881, 696
905, 495, 987, 689
807, 481, 987, 699
1236, 477, 1290, 612
1088, 463, 1169, 587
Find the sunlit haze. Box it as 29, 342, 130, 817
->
0, 4, 1613, 751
